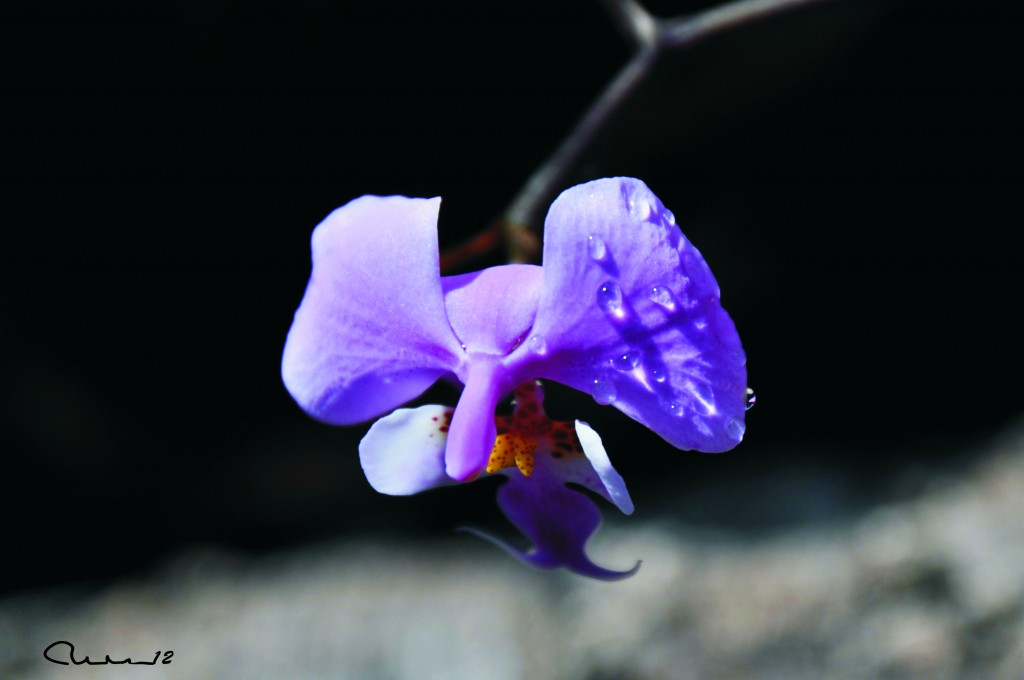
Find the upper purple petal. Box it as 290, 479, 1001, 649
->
282, 195, 464, 425
524, 177, 747, 452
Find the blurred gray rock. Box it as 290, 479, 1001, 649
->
3, 422, 1024, 680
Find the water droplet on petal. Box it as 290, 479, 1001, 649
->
745, 387, 756, 411
587, 234, 607, 262
596, 281, 625, 320
664, 209, 676, 225
611, 350, 642, 371
591, 378, 617, 405
629, 197, 652, 221
460, 343, 467, 350
650, 367, 667, 383
647, 285, 677, 311
528, 335, 547, 355
665, 401, 684, 417
726, 417, 746, 439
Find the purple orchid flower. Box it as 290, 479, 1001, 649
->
281, 177, 747, 579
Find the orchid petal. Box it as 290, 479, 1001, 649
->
526, 177, 747, 453
441, 265, 543, 357
574, 420, 634, 515
471, 473, 640, 580
282, 195, 464, 425
358, 405, 454, 495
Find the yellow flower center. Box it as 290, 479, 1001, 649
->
486, 432, 538, 477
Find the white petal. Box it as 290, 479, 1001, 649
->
358, 405, 454, 495
574, 420, 635, 515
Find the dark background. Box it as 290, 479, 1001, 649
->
2, 0, 1022, 595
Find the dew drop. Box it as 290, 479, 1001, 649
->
647, 285, 677, 311
664, 209, 676, 226
591, 378, 617, 405
596, 281, 625, 320
650, 367, 667, 383
629, 197, 652, 221
745, 387, 756, 411
665, 401, 684, 417
611, 349, 642, 371
528, 335, 547, 355
726, 416, 746, 439
587, 234, 607, 262
460, 343, 467, 350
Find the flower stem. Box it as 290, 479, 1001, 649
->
501, 47, 659, 263
439, 0, 837, 268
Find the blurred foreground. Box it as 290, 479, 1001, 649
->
4, 419, 1024, 680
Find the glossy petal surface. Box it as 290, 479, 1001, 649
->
529, 177, 747, 452
282, 195, 464, 425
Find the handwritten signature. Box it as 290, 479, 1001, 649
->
44, 641, 173, 666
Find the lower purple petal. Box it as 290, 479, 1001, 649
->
481, 473, 640, 581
